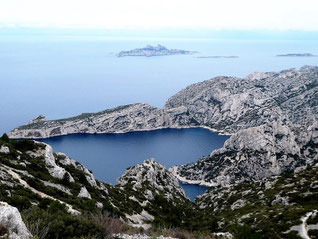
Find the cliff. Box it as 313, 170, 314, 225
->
171, 121, 318, 186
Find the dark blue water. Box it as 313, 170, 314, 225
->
41, 128, 229, 199
180, 182, 209, 202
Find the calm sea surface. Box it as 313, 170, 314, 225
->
40, 128, 229, 200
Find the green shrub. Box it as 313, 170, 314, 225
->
0, 133, 9, 143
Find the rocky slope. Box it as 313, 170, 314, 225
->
164, 65, 318, 134
172, 121, 318, 187
0, 135, 189, 231
195, 164, 318, 238
9, 66, 318, 139
2, 135, 318, 238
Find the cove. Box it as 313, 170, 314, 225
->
40, 128, 230, 200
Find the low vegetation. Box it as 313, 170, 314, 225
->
1, 134, 318, 238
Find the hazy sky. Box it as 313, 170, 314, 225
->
0, 0, 317, 30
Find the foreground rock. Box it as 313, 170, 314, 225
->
9, 66, 318, 138
0, 201, 31, 239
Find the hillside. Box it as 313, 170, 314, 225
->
0, 135, 201, 238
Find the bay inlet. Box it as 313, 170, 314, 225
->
40, 128, 230, 200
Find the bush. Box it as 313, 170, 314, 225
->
22, 206, 105, 239
12, 139, 37, 152
231, 225, 262, 239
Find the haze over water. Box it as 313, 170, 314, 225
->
1, 31, 317, 134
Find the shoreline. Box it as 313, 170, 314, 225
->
11, 125, 233, 139
169, 166, 218, 188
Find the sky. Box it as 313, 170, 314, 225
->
0, 0, 317, 31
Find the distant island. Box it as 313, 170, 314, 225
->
276, 53, 317, 57
117, 44, 196, 57
197, 55, 239, 58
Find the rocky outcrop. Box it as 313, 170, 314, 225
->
0, 201, 31, 239
78, 186, 92, 199
117, 45, 195, 57
117, 159, 185, 201
9, 66, 318, 139
117, 159, 188, 228
9, 104, 170, 139
0, 145, 10, 154
195, 165, 318, 238
171, 121, 318, 186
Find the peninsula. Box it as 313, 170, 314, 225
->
116, 44, 195, 57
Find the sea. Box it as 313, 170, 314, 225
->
1, 30, 317, 199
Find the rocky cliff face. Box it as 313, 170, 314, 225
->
9, 104, 169, 139
165, 65, 318, 133
9, 66, 318, 139
195, 164, 318, 238
171, 121, 318, 186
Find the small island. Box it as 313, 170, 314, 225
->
117, 44, 196, 57
197, 55, 239, 59
276, 53, 317, 57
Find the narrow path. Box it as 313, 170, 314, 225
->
299, 210, 317, 239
